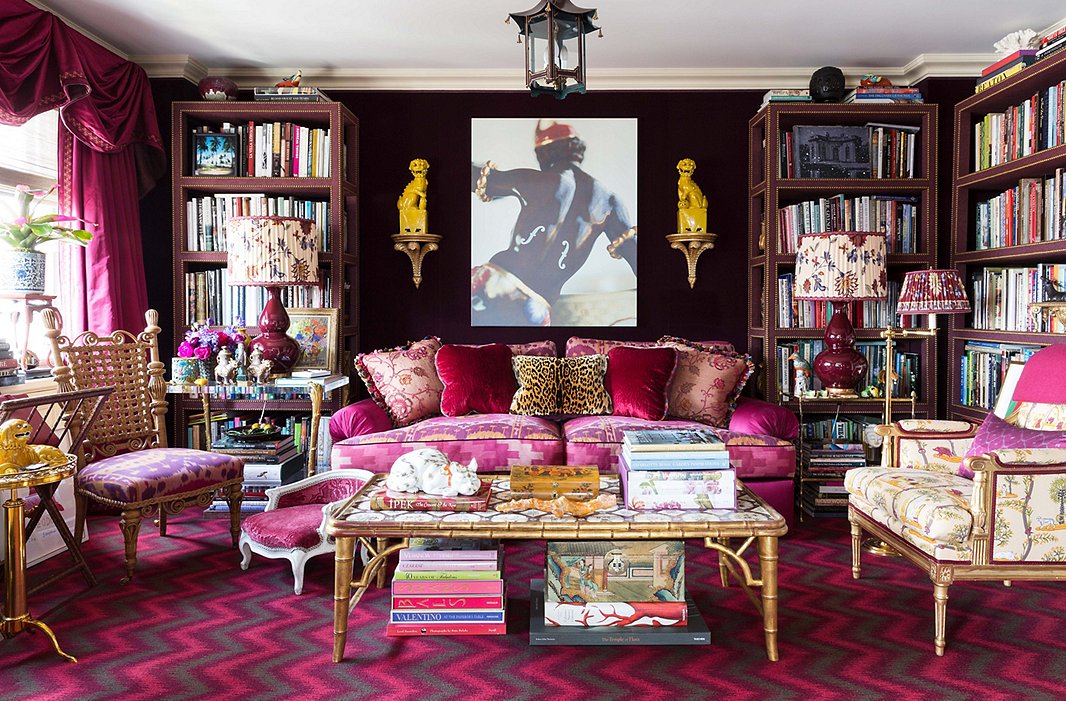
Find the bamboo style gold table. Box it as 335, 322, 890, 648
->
326, 474, 788, 662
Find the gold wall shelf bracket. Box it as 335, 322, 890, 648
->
666, 232, 717, 288
391, 232, 441, 289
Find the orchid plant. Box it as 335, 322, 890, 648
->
1, 184, 94, 251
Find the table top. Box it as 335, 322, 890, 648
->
166, 373, 349, 398
327, 474, 787, 540
0, 455, 75, 491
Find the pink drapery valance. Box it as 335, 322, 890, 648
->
0, 0, 164, 335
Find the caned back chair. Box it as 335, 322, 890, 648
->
43, 309, 245, 583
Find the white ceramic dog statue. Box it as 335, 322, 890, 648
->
385, 448, 481, 497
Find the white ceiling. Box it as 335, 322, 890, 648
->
34, 0, 1066, 90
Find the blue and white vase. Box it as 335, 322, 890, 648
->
0, 249, 46, 293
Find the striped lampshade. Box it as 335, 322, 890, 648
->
226, 215, 319, 286
896, 269, 970, 315
794, 232, 888, 301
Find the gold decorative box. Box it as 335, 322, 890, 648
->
508, 465, 599, 500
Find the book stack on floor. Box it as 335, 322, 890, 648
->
618, 429, 735, 510
387, 538, 506, 636
843, 86, 923, 103
530, 540, 709, 645
800, 442, 868, 518
204, 434, 303, 516
0, 339, 16, 387
977, 50, 1040, 93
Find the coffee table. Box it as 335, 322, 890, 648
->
326, 474, 787, 662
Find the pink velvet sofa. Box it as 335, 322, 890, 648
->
328, 374, 799, 523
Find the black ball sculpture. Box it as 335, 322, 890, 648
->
809, 66, 846, 102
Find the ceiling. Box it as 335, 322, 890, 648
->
33, 0, 1066, 90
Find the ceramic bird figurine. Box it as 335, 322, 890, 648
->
787, 352, 812, 397
275, 70, 302, 88
0, 419, 68, 475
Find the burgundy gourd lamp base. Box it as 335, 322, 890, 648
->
250, 286, 301, 373
813, 300, 868, 397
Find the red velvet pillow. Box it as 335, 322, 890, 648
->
436, 343, 518, 416
604, 346, 677, 421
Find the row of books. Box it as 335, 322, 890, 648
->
969, 264, 1066, 333
187, 412, 329, 464
958, 342, 1041, 411
776, 340, 920, 400
976, 50, 1040, 93
779, 123, 919, 179
387, 539, 506, 637
191, 122, 332, 178
798, 415, 877, 443
184, 193, 333, 252
184, 268, 332, 327
974, 173, 1066, 249
777, 275, 906, 330
973, 79, 1066, 171
776, 194, 919, 254
842, 86, 923, 104
800, 442, 866, 518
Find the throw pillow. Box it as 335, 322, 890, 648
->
436, 343, 517, 416
604, 346, 677, 420
565, 336, 733, 357
510, 355, 562, 415
354, 337, 444, 427
658, 336, 754, 428
559, 354, 612, 416
963, 412, 1066, 478
507, 340, 557, 357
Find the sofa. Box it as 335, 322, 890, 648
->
329, 336, 799, 521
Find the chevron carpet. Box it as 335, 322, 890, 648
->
2, 514, 1065, 700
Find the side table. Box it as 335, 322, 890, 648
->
0, 291, 61, 371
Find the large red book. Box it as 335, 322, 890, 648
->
385, 623, 505, 637
981, 50, 1038, 77
369, 481, 491, 512
392, 595, 504, 610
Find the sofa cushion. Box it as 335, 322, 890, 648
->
437, 343, 516, 416
658, 337, 754, 428
511, 355, 562, 415
511, 355, 612, 416
565, 336, 733, 357
1012, 402, 1066, 431
965, 412, 1066, 465
355, 337, 444, 428
729, 397, 800, 441
507, 340, 557, 357
77, 448, 244, 504
846, 467, 974, 561
241, 504, 324, 550
604, 346, 676, 421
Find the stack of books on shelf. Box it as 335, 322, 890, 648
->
970, 264, 1066, 333
0, 339, 16, 387
778, 275, 904, 330
977, 50, 1039, 93
252, 86, 331, 103
974, 174, 1066, 249
184, 267, 331, 326
185, 193, 331, 252
618, 429, 735, 510
843, 86, 923, 103
776, 194, 919, 254
1038, 25, 1066, 61
800, 442, 867, 518
959, 341, 1042, 410
781, 123, 918, 179
799, 415, 876, 443
205, 433, 302, 516
531, 540, 708, 645
776, 341, 920, 401
761, 88, 811, 108
190, 122, 331, 178
387, 538, 506, 637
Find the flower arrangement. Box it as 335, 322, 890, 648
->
1, 185, 94, 251
178, 322, 248, 360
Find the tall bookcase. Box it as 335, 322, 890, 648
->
948, 50, 1066, 422
170, 101, 359, 447
747, 103, 939, 519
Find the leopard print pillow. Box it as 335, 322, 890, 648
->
510, 355, 611, 416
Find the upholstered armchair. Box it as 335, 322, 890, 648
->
846, 344, 1066, 655
239, 468, 372, 594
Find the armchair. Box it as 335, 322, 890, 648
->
847, 344, 1066, 655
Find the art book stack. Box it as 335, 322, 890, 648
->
387, 538, 506, 636
204, 434, 302, 516
618, 429, 735, 510
800, 442, 868, 518
531, 540, 709, 645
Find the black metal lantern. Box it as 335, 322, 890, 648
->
508, 0, 600, 99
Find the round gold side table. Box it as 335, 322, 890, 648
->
1, 456, 78, 662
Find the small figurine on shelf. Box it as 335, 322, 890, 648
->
397, 158, 429, 234
247, 348, 273, 384
214, 347, 238, 384
676, 158, 709, 234
787, 352, 812, 397
233, 341, 249, 385
275, 70, 302, 88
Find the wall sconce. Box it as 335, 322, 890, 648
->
391, 158, 440, 288
667, 158, 716, 288
507, 0, 600, 99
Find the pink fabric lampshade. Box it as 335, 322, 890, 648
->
1013, 344, 1066, 403
896, 269, 970, 315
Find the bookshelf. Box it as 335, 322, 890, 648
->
948, 49, 1066, 422
169, 101, 359, 451
747, 103, 939, 519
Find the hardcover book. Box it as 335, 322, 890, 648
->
392, 595, 505, 610
619, 462, 737, 510
620, 449, 731, 470
368, 481, 491, 512
395, 559, 500, 572
391, 579, 505, 595
390, 610, 505, 624
622, 429, 725, 452
386, 622, 505, 637
545, 540, 685, 603
543, 600, 688, 627
401, 540, 502, 561
392, 570, 501, 581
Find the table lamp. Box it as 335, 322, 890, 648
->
794, 232, 888, 397
226, 215, 319, 374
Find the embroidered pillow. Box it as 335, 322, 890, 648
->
565, 336, 733, 357
963, 412, 1066, 478
510, 355, 562, 416
559, 354, 612, 416
604, 346, 677, 420
436, 343, 517, 416
354, 337, 444, 427
658, 336, 754, 428
508, 340, 557, 357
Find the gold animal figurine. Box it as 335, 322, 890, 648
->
397, 158, 429, 234
676, 158, 709, 234
0, 419, 68, 475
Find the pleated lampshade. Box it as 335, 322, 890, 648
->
794, 232, 887, 301
226, 216, 319, 287
896, 269, 970, 315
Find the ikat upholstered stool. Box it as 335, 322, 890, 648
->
44, 309, 245, 583
239, 469, 372, 594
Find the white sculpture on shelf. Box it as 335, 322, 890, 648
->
385, 448, 481, 497
994, 29, 1039, 54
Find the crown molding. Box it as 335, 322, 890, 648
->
136, 53, 996, 91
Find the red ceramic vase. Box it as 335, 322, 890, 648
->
813, 301, 868, 396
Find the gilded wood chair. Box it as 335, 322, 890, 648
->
43, 309, 245, 583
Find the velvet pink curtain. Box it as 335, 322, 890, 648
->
0, 0, 164, 335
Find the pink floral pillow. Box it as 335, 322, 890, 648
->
565, 336, 732, 357
658, 336, 754, 428
962, 412, 1066, 478
354, 337, 444, 427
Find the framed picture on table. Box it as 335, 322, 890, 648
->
287, 308, 340, 372
192, 132, 241, 176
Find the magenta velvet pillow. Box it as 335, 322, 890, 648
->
965, 413, 1066, 463
436, 343, 518, 416
604, 346, 677, 421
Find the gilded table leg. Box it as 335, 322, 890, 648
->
375, 538, 388, 588
850, 518, 862, 580
718, 538, 731, 587
24, 618, 77, 663
332, 535, 356, 663
932, 582, 949, 656
758, 535, 780, 662
307, 382, 324, 477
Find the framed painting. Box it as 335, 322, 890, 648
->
470, 117, 637, 327
193, 132, 240, 176
792, 125, 871, 178
287, 307, 340, 372
993, 360, 1027, 420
